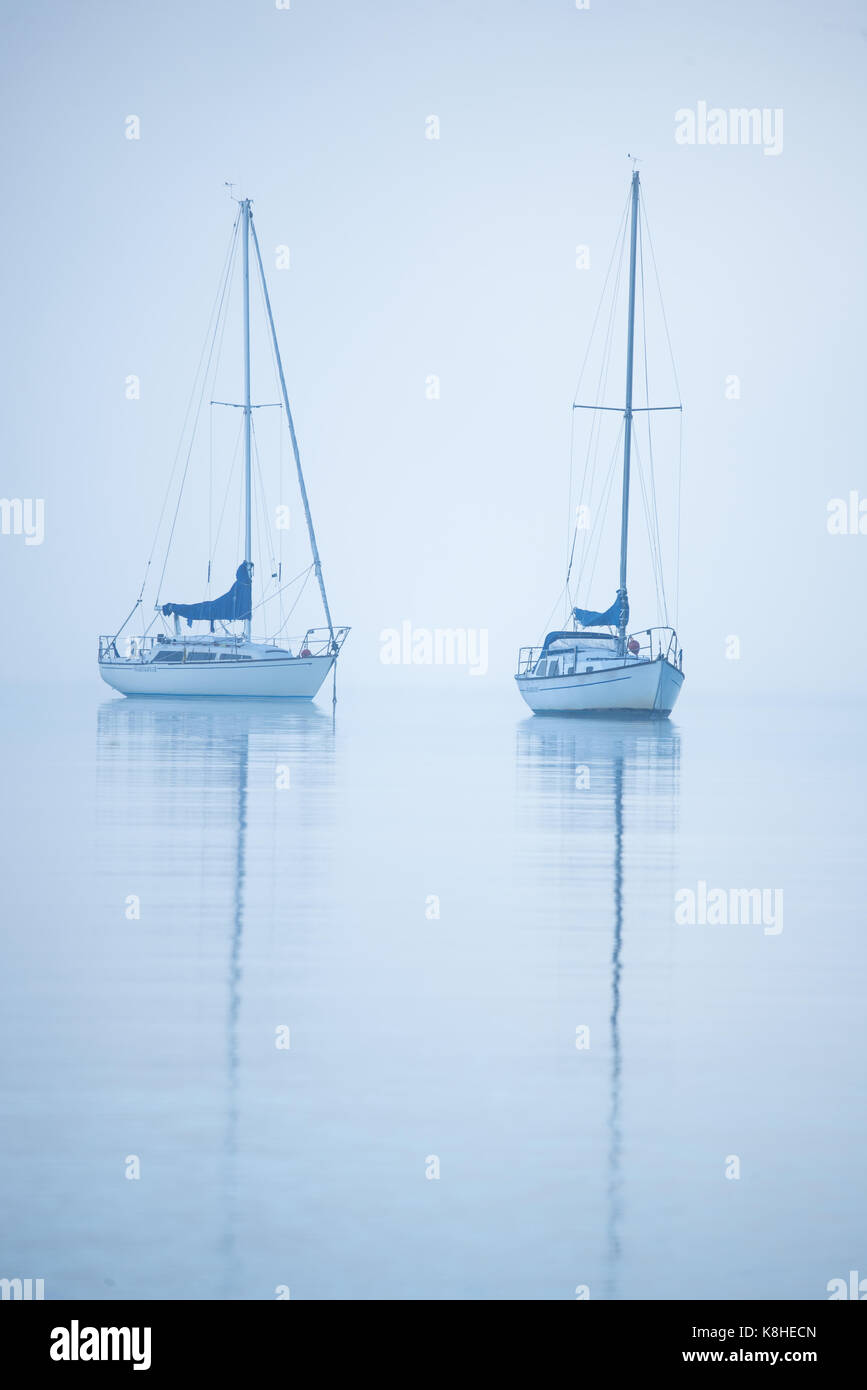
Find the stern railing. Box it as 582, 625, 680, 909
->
628, 626, 682, 667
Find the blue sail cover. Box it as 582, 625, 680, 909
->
572, 593, 628, 628
162, 562, 253, 630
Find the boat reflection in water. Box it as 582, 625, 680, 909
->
95, 696, 336, 1299
515, 714, 680, 1299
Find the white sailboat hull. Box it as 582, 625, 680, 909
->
516, 655, 683, 716
99, 654, 334, 699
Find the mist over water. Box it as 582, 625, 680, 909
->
1, 682, 863, 1299
1, 0, 865, 1307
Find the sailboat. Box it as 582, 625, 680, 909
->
515, 169, 684, 717
99, 198, 349, 698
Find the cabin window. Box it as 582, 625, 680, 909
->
186, 651, 216, 661
546, 658, 560, 677
153, 651, 183, 663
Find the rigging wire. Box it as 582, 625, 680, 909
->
148, 210, 241, 608
573, 428, 616, 601
250, 416, 280, 631
631, 432, 666, 623
205, 243, 240, 590
640, 184, 683, 627
248, 562, 313, 615
566, 186, 632, 581
580, 422, 623, 603
569, 204, 630, 615
253, 421, 278, 581
569, 187, 632, 405
278, 401, 285, 633
636, 211, 667, 625
250, 207, 335, 640
208, 395, 213, 594
675, 415, 683, 633
536, 584, 570, 649
255, 258, 295, 634
212, 416, 245, 560
264, 566, 314, 639
639, 186, 682, 401
570, 242, 626, 609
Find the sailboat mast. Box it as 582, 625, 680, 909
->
617, 168, 640, 643
241, 199, 253, 639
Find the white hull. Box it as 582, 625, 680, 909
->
99, 654, 334, 699
516, 655, 683, 716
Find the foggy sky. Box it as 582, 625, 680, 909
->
1, 0, 864, 693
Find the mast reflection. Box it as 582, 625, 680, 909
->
515, 714, 680, 1299
95, 696, 334, 1297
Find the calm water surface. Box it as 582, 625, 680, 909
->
1, 682, 865, 1299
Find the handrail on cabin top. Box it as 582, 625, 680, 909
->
98, 625, 349, 663
516, 626, 681, 677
